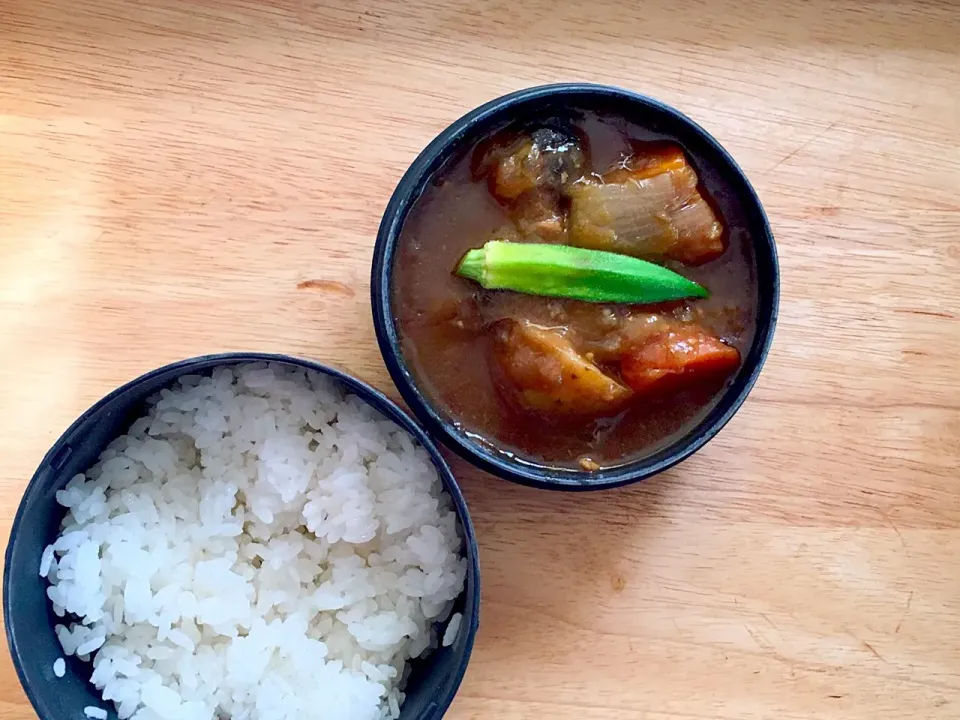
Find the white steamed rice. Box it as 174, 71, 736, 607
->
41, 363, 467, 720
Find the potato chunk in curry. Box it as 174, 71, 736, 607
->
492, 319, 632, 415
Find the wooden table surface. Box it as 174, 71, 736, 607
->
2, 1, 959, 718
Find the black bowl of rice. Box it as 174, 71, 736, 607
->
4, 353, 480, 720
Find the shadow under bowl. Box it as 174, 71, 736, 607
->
372, 83, 779, 490
4, 353, 480, 720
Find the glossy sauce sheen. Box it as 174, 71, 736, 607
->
393, 113, 758, 468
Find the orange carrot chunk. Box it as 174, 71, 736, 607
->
621, 325, 741, 396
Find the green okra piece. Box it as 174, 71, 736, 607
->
455, 241, 708, 304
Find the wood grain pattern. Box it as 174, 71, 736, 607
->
2, 0, 959, 718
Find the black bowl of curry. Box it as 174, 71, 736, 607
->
372, 84, 778, 490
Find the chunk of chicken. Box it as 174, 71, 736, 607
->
478, 129, 585, 242
492, 319, 632, 415
620, 323, 741, 396
568, 149, 724, 265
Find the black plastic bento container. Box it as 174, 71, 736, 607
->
4, 353, 480, 720
372, 83, 779, 490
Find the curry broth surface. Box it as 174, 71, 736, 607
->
393, 113, 758, 468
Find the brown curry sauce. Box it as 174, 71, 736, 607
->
392, 112, 758, 469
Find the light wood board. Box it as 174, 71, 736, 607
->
2, 1, 959, 717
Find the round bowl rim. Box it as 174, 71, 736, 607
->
372, 82, 780, 490
3, 351, 480, 720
